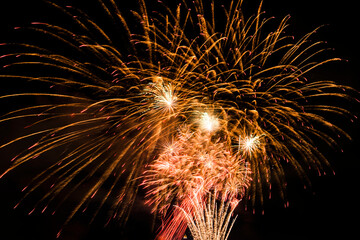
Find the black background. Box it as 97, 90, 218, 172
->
0, 0, 358, 239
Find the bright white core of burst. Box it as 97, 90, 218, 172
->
163, 92, 174, 108
245, 137, 256, 150
156, 84, 176, 111
239, 134, 262, 154
199, 112, 219, 132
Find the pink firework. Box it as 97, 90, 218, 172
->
142, 128, 251, 239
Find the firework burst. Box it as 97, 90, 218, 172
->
0, 0, 357, 238
142, 128, 251, 215
142, 127, 251, 239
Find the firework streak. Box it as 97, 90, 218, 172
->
0, 0, 357, 239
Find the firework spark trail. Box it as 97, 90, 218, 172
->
179, 192, 238, 240
0, 0, 357, 238
142, 129, 251, 214
157, 197, 198, 240
142, 128, 251, 239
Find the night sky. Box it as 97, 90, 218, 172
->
0, 0, 358, 240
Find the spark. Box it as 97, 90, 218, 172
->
179, 193, 238, 240
144, 77, 177, 114
238, 134, 265, 156
199, 112, 220, 132
0, 0, 356, 238
142, 129, 251, 239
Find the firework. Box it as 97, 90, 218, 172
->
142, 128, 251, 239
0, 0, 356, 238
179, 193, 238, 240
142, 129, 250, 214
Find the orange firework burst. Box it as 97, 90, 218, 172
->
0, 0, 357, 238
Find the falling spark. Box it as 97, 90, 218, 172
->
0, 0, 356, 237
